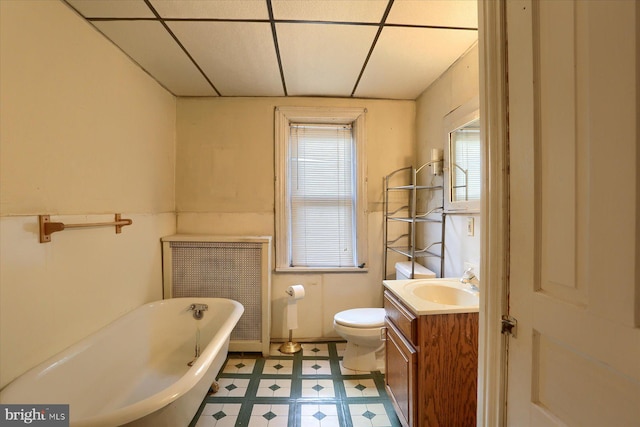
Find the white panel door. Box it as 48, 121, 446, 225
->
505, 0, 640, 425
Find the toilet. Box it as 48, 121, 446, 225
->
394, 261, 436, 280
333, 262, 436, 372
333, 308, 386, 372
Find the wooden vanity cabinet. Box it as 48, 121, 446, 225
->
384, 290, 478, 427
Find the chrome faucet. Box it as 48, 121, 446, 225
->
189, 303, 209, 320
460, 268, 480, 291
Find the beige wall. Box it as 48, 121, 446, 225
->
0, 0, 176, 387
176, 97, 415, 340
415, 43, 480, 278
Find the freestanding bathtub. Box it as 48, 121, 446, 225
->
0, 297, 244, 427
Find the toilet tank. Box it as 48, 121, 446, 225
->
395, 261, 436, 280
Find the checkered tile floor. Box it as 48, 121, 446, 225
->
189, 342, 401, 427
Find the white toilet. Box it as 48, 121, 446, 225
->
333, 262, 436, 372
394, 261, 436, 280
333, 307, 386, 372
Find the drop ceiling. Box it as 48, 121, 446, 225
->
64, 0, 478, 100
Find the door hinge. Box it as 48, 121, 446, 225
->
501, 315, 517, 338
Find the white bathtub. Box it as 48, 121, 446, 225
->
0, 297, 244, 427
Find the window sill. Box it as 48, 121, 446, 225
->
275, 267, 369, 274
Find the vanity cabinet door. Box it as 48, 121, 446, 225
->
418, 313, 478, 427
384, 291, 417, 345
385, 320, 417, 427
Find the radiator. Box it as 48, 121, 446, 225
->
161, 235, 272, 356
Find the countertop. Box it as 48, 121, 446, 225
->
383, 278, 479, 316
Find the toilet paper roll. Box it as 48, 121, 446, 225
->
286, 284, 305, 330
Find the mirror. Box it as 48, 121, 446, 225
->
443, 99, 480, 212
450, 119, 480, 202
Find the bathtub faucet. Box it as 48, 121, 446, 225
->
189, 303, 209, 320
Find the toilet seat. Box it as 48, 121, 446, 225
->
334, 308, 385, 328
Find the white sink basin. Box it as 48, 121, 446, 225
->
383, 278, 479, 315
410, 284, 478, 306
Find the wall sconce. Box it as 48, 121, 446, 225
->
431, 148, 443, 175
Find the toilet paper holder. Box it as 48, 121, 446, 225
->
279, 285, 304, 354
278, 331, 302, 354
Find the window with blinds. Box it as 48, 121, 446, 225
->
289, 124, 355, 267
274, 106, 367, 272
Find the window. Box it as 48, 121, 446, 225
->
275, 107, 367, 271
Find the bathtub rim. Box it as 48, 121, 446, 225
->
0, 297, 244, 427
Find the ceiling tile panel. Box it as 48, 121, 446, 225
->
149, 0, 269, 19
66, 0, 154, 18
354, 27, 477, 99
272, 0, 388, 23
168, 22, 283, 96
386, 0, 478, 28
277, 23, 377, 97
93, 21, 217, 96
66, 0, 479, 99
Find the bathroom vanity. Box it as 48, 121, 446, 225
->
383, 279, 479, 427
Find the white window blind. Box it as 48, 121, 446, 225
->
289, 124, 356, 267
451, 127, 481, 202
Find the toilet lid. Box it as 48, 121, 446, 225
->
334, 308, 386, 328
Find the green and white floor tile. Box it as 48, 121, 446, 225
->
189, 342, 402, 427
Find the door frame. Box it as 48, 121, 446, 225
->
477, 0, 510, 425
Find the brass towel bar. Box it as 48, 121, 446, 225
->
39, 214, 133, 243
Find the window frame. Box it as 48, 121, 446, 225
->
274, 106, 368, 272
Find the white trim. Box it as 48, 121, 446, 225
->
275, 267, 368, 274
478, 0, 510, 426
274, 106, 368, 271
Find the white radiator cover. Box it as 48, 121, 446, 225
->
161, 235, 272, 356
